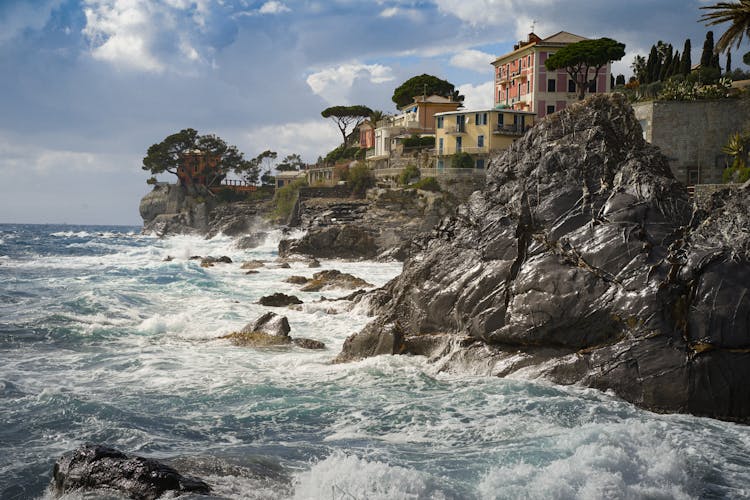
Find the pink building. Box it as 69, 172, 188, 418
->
491, 31, 612, 118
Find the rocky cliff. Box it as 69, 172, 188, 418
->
336, 94, 750, 423
139, 183, 270, 238
279, 187, 458, 260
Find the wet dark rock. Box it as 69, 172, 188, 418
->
222, 312, 325, 349
234, 232, 268, 249
285, 275, 309, 285
279, 225, 378, 260
292, 338, 326, 349
243, 312, 291, 337
51, 443, 210, 499
241, 260, 266, 270
257, 293, 303, 307
200, 255, 232, 267
335, 94, 750, 422
245, 270, 259, 275
308, 259, 321, 268
298, 270, 373, 292
162, 255, 174, 262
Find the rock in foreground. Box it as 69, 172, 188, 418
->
52, 443, 210, 499
336, 94, 750, 423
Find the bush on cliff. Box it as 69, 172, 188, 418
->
347, 162, 375, 195
273, 177, 308, 220
410, 177, 441, 192
399, 164, 420, 185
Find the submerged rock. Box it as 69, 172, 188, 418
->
222, 312, 325, 349
258, 293, 303, 307
336, 94, 750, 422
51, 443, 210, 499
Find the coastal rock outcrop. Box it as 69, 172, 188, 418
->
284, 269, 374, 292
52, 443, 211, 499
336, 94, 750, 422
279, 188, 458, 260
258, 293, 303, 307
139, 183, 270, 237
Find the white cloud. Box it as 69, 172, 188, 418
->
450, 49, 496, 73
241, 120, 340, 164
306, 62, 395, 104
258, 1, 291, 14
81, 0, 225, 72
378, 6, 423, 21
457, 80, 494, 110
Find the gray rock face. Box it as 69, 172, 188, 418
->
139, 183, 269, 237
243, 311, 291, 336
257, 293, 303, 307
336, 94, 750, 422
52, 443, 210, 499
279, 189, 458, 260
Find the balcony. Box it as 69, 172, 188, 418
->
494, 124, 531, 136
448, 124, 466, 135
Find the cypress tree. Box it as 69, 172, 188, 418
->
659, 44, 674, 81
701, 31, 715, 68
645, 45, 659, 83
680, 39, 692, 75
711, 52, 721, 71
669, 51, 681, 78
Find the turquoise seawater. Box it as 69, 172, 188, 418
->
1, 224, 749, 499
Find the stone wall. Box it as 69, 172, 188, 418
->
298, 185, 356, 200
632, 99, 744, 185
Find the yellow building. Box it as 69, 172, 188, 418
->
433, 109, 535, 169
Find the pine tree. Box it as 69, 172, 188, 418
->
680, 39, 692, 75
701, 31, 715, 68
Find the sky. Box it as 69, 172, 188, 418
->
0, 0, 743, 225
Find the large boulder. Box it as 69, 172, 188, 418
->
52, 443, 210, 499
279, 225, 379, 259
258, 293, 303, 307
336, 94, 750, 423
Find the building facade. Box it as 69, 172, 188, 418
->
434, 109, 535, 169
368, 95, 461, 167
491, 31, 612, 118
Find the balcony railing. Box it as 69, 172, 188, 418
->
494, 124, 531, 135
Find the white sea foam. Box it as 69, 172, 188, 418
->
292, 452, 436, 500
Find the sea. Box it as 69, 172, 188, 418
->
1, 223, 749, 500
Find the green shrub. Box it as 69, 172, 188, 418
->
324, 144, 362, 165
146, 176, 157, 185
347, 162, 375, 195
410, 176, 441, 192
402, 135, 436, 149
452, 152, 474, 169
273, 177, 308, 220
399, 164, 420, 185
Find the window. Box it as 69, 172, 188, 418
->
547, 79, 556, 92
456, 114, 465, 132
518, 83, 522, 96
437, 159, 445, 170
498, 113, 504, 126
498, 89, 503, 102
438, 137, 444, 153
527, 81, 530, 94
476, 158, 485, 169
478, 135, 484, 148
568, 80, 576, 93
437, 116, 444, 128
456, 136, 462, 152
475, 113, 481, 125
588, 79, 597, 93
546, 105, 555, 115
